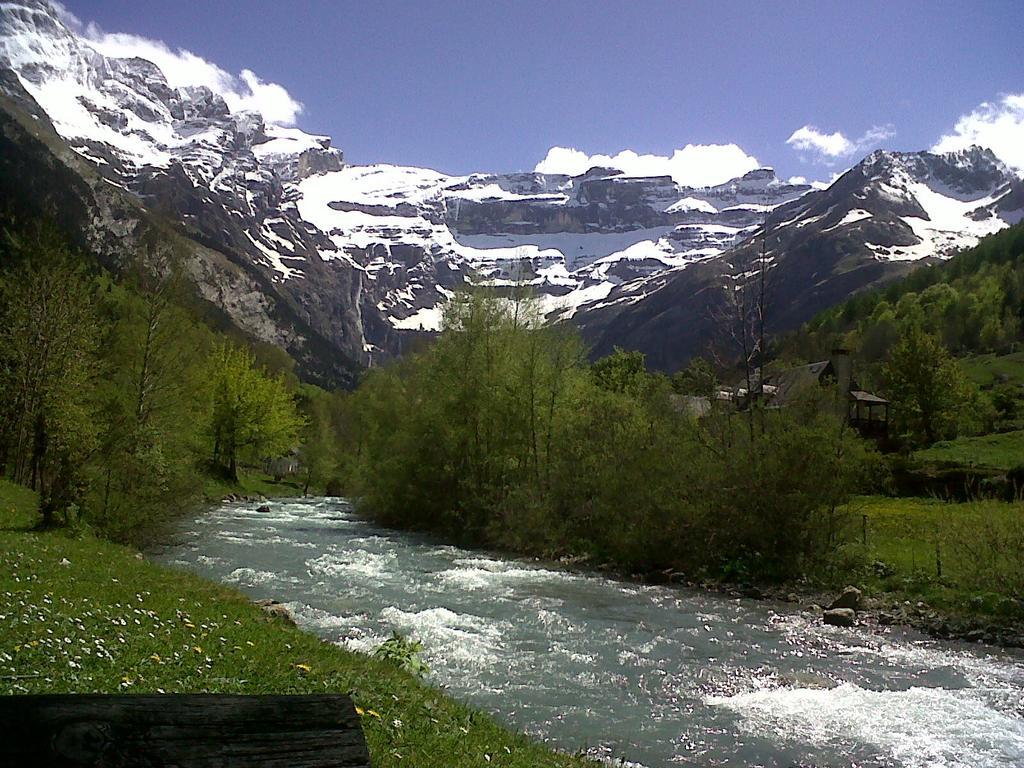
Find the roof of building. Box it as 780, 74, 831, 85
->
849, 390, 889, 404
764, 360, 832, 404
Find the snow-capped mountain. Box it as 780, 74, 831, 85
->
1, 0, 1022, 380
0, 0, 811, 364
573, 146, 1024, 370
294, 163, 811, 330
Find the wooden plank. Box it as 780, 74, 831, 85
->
0, 694, 371, 767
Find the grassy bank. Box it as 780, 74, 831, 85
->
912, 430, 1024, 471
0, 480, 593, 768
826, 495, 1024, 624
962, 350, 1024, 388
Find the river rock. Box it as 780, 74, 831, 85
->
828, 586, 863, 611
257, 504, 271, 513
823, 608, 857, 627
779, 671, 837, 689
255, 599, 296, 626
871, 559, 895, 578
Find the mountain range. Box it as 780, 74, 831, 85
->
2, 0, 1022, 384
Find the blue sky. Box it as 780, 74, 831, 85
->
61, 0, 1024, 183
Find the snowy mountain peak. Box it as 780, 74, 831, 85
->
0, 0, 340, 180
2, 0, 1021, 375
723, 144, 1023, 271
0, 1, 817, 348
860, 145, 1008, 191
567, 150, 1024, 373
0, 0, 82, 71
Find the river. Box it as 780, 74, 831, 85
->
154, 497, 1024, 767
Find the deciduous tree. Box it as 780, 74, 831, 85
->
884, 324, 979, 445
0, 229, 97, 525
207, 344, 305, 482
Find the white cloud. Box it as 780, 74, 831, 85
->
80, 25, 302, 125
786, 126, 854, 158
232, 70, 302, 125
786, 124, 894, 164
860, 124, 897, 146
932, 94, 1024, 175
534, 144, 761, 187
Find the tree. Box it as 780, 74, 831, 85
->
344, 291, 588, 535
297, 387, 337, 495
88, 262, 211, 538
858, 300, 900, 362
714, 223, 775, 438
207, 344, 305, 482
672, 357, 718, 398
883, 324, 979, 445
591, 347, 649, 396
0, 230, 98, 526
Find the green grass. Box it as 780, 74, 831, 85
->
837, 495, 1024, 619
0, 479, 593, 768
961, 350, 1024, 388
913, 429, 1024, 471
909, 349, 1024, 471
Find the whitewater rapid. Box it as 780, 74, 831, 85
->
155, 498, 1024, 767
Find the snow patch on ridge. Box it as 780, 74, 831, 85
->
252, 124, 330, 160
886, 181, 1005, 261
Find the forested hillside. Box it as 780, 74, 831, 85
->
777, 222, 1024, 447
786, 222, 1024, 365
0, 212, 348, 542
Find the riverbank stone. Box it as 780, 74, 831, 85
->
779, 671, 837, 689
828, 586, 863, 611
823, 607, 857, 627
254, 598, 296, 626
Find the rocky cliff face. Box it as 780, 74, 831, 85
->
0, 3, 361, 386
290, 162, 813, 334
1, 0, 1022, 381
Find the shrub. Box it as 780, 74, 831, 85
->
373, 632, 430, 678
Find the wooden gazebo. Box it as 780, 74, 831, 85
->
848, 390, 889, 436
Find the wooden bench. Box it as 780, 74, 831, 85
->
0, 694, 371, 767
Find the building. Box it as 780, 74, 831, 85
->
761, 349, 889, 436
670, 350, 889, 436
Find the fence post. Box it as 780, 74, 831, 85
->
862, 514, 868, 547
935, 538, 942, 580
